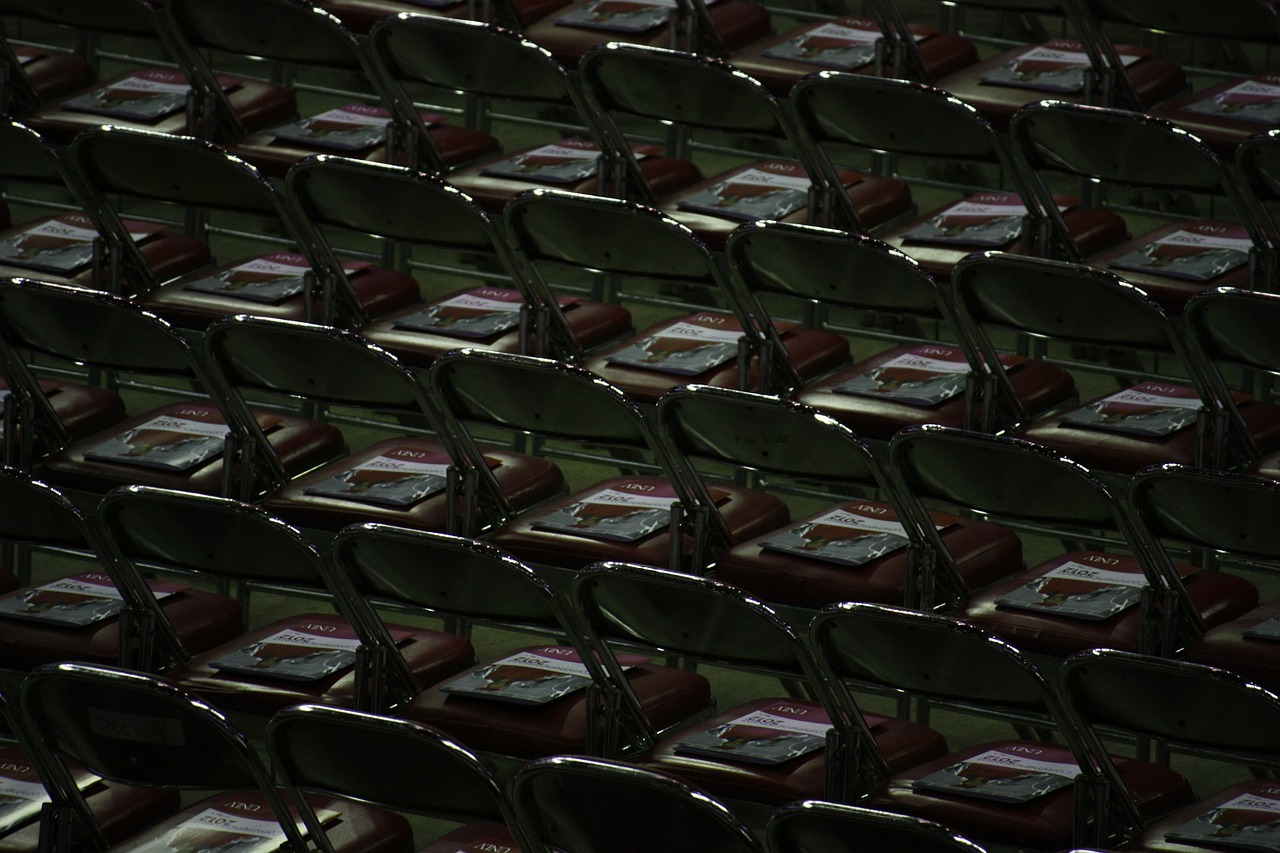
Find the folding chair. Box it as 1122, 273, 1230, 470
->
66, 125, 420, 329
325, 525, 711, 758
0, 0, 293, 144
810, 602, 1195, 851
951, 252, 1280, 476
364, 15, 702, 214
1010, 100, 1268, 314
889, 425, 1259, 660
1128, 464, 1280, 696
164, 0, 500, 178
1236, 130, 1280, 287
288, 156, 633, 367
0, 25, 92, 117
656, 384, 1023, 611
788, 72, 1128, 280
570, 562, 947, 807
0, 279, 344, 501
505, 190, 849, 404
766, 801, 991, 853
16, 662, 413, 853
512, 756, 766, 853
725, 221, 1075, 442
204, 314, 565, 537
1059, 649, 1280, 850
267, 704, 541, 853
577, 42, 914, 249
94, 485, 476, 723
429, 349, 789, 573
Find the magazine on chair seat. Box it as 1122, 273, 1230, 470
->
913, 744, 1080, 803
1166, 788, 1280, 851
0, 572, 188, 628
0, 213, 163, 274
440, 645, 646, 705
1107, 222, 1252, 282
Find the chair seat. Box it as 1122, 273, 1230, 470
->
488, 474, 789, 571
229, 121, 502, 179
1083, 221, 1257, 314
447, 148, 703, 215
865, 739, 1194, 850
886, 204, 1129, 281
712, 499, 1023, 609
402, 645, 712, 758
358, 287, 635, 368
10, 47, 95, 108
24, 70, 296, 145
262, 436, 566, 534
933, 46, 1187, 132
793, 343, 1077, 442
1152, 79, 1280, 158
39, 400, 346, 497
118, 789, 413, 853
959, 550, 1260, 658
1133, 779, 1280, 853
581, 313, 850, 404
659, 160, 914, 251
0, 581, 245, 672
138, 260, 422, 330
730, 24, 979, 98
522, 0, 773, 68
0, 378, 126, 447
1187, 601, 1280, 693
635, 697, 948, 806
169, 612, 475, 717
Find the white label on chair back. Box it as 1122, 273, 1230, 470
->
88, 709, 186, 746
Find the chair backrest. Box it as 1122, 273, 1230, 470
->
17, 661, 304, 852
1078, 0, 1280, 42
767, 800, 990, 853
267, 704, 539, 853
66, 126, 363, 324
511, 755, 766, 853
0, 119, 74, 187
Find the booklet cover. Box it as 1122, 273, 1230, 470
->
441, 645, 646, 706
391, 287, 577, 339
833, 344, 1022, 407
995, 553, 1155, 621
1166, 789, 1280, 851
303, 447, 452, 508
555, 0, 682, 33
1182, 74, 1280, 126
85, 408, 232, 472
183, 252, 371, 304
604, 313, 747, 376
979, 39, 1145, 93
760, 18, 924, 71
269, 104, 442, 152
62, 68, 197, 122
898, 193, 1075, 248
1244, 617, 1280, 641
1058, 381, 1203, 437
211, 620, 408, 683
0, 572, 187, 628
116, 800, 338, 853
0, 760, 97, 836
0, 213, 163, 274
530, 481, 697, 542
480, 138, 657, 185
1108, 222, 1252, 282
759, 503, 929, 568
673, 701, 875, 766
676, 161, 815, 223
913, 745, 1081, 803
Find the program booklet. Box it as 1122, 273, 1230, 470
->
833, 344, 1022, 407
673, 701, 883, 766
760, 18, 925, 71
182, 252, 371, 304
0, 213, 163, 274
554, 0, 689, 33
84, 407, 279, 473
531, 480, 725, 542
116, 800, 339, 853
480, 138, 656, 185
913, 744, 1080, 803
0, 759, 97, 836
1243, 617, 1280, 641
441, 645, 645, 706
211, 620, 409, 683
1058, 381, 1203, 437
1182, 74, 1280, 126
604, 313, 749, 376
1166, 788, 1280, 851
269, 104, 442, 152
995, 553, 1156, 621
899, 192, 1075, 248
675, 161, 820, 223
62, 68, 198, 122
979, 39, 1145, 93
302, 447, 453, 508
758, 503, 951, 568
391, 287, 577, 339
0, 572, 187, 628
1108, 222, 1252, 282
